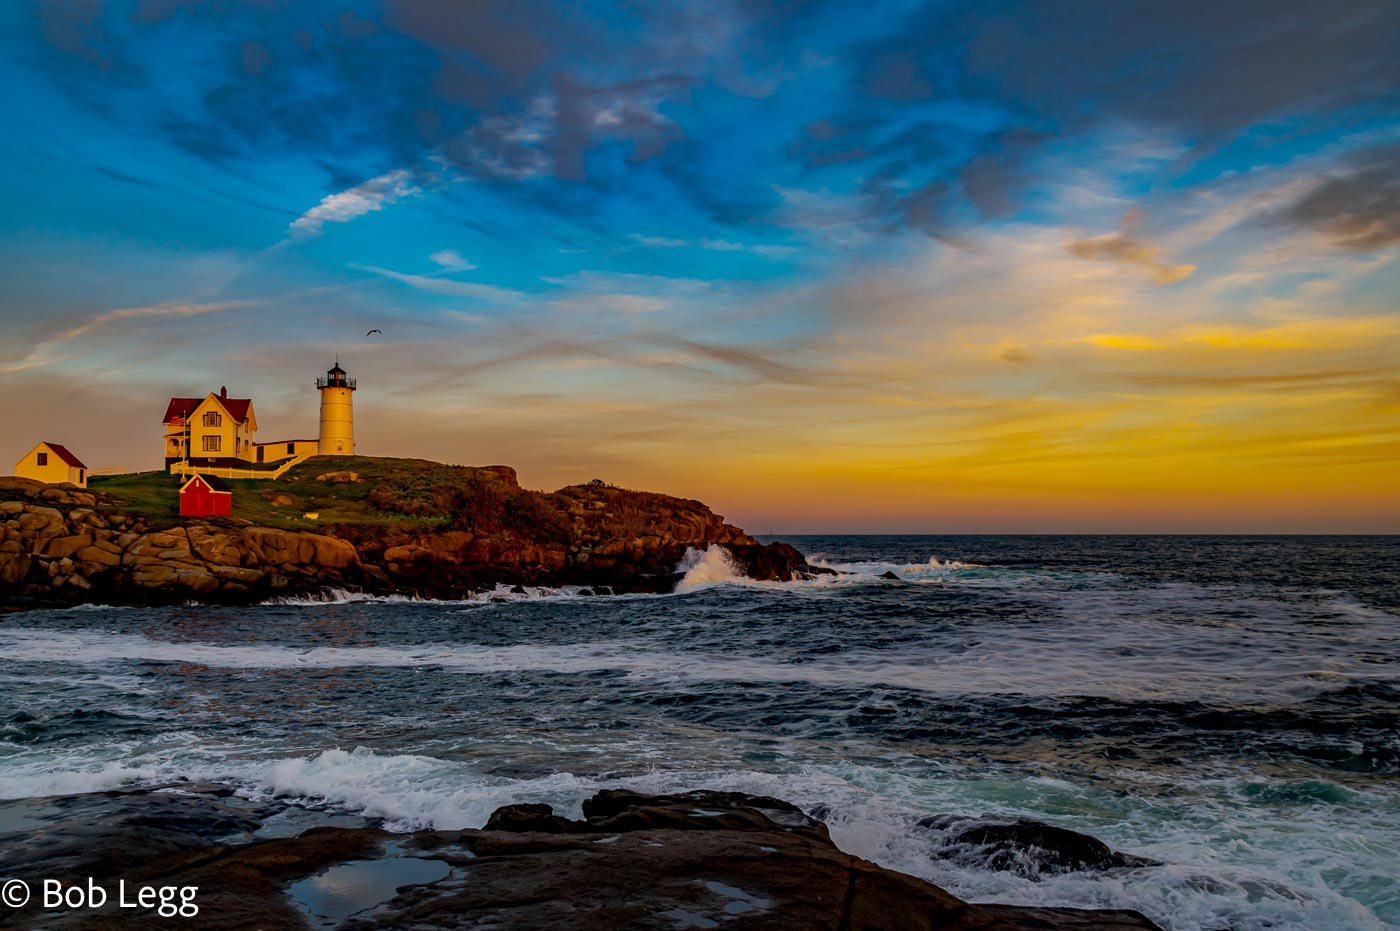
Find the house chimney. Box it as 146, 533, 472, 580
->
220, 386, 227, 399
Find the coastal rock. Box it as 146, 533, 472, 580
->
919, 814, 1161, 878
483, 802, 585, 833
0, 477, 95, 507
0, 785, 275, 882
726, 541, 834, 581
0, 466, 825, 608
479, 464, 519, 486
0, 494, 367, 608
0, 786, 1163, 930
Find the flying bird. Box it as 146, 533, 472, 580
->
366, 329, 382, 336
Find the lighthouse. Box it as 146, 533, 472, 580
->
316, 361, 356, 456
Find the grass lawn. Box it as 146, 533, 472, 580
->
89, 456, 459, 531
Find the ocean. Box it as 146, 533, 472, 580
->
1, 535, 1397, 930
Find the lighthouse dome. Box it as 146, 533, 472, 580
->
316, 362, 355, 390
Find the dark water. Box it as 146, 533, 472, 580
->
1, 535, 1397, 929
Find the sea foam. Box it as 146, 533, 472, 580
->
675, 545, 744, 593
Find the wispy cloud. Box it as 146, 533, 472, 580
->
289, 169, 420, 237
1, 298, 256, 376
351, 264, 523, 303
429, 249, 476, 271
630, 234, 688, 248
443, 310, 486, 324
628, 233, 797, 259
1067, 211, 1196, 284
1274, 143, 1400, 251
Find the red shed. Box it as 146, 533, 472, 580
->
179, 474, 232, 517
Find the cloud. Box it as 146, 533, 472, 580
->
630, 234, 688, 248
1067, 211, 1196, 284
1, 298, 256, 376
289, 169, 421, 237
1276, 144, 1400, 251
1121, 368, 1393, 389
654, 337, 847, 387
351, 264, 523, 303
699, 238, 798, 258
429, 249, 476, 271
792, 0, 1400, 233
1071, 316, 1400, 355
628, 233, 797, 258
32, 0, 1400, 243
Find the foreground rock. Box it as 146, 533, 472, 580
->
0, 786, 1162, 930
918, 814, 1162, 879
0, 476, 826, 609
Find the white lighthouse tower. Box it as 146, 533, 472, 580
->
316, 360, 356, 456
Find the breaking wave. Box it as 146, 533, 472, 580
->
675, 545, 744, 593
2, 744, 1387, 930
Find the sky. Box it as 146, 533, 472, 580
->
0, 1, 1397, 533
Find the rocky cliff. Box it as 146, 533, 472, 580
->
0, 784, 1163, 929
0, 475, 818, 609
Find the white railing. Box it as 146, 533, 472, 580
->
169, 451, 315, 482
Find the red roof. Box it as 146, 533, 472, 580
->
42, 443, 86, 469
179, 474, 232, 494
163, 395, 252, 424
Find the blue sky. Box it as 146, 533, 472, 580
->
1, 1, 1397, 531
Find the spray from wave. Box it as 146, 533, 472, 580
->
674, 546, 745, 593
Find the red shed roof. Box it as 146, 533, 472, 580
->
179, 474, 232, 494
163, 394, 252, 425
41, 443, 86, 469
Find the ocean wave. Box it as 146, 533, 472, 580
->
670, 545, 990, 596
263, 583, 642, 608
3, 625, 1391, 707
675, 545, 744, 593
256, 547, 991, 606
0, 759, 157, 799
808, 554, 988, 576
262, 589, 441, 606
2, 745, 1388, 930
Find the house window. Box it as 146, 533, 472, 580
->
77, 469, 84, 484
203, 411, 222, 428
203, 436, 221, 452
36, 452, 48, 466
287, 443, 295, 454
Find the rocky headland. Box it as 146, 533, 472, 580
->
0, 461, 820, 609
0, 784, 1163, 929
